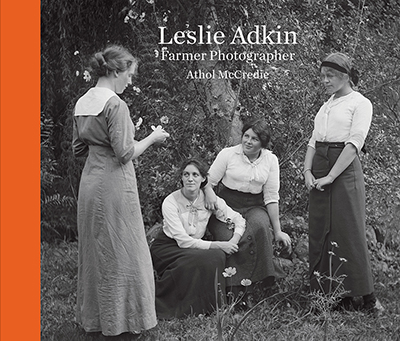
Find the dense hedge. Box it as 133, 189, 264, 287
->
41, 0, 400, 245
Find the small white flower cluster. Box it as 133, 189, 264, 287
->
124, 0, 154, 23
222, 267, 252, 287
135, 117, 143, 130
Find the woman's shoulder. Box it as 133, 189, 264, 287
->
220, 144, 241, 153
261, 148, 278, 160
163, 190, 181, 202
349, 91, 371, 104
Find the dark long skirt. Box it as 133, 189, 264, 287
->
309, 142, 374, 297
207, 185, 280, 288
150, 230, 226, 319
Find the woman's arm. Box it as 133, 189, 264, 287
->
266, 202, 291, 248
313, 143, 357, 191
303, 146, 316, 191
204, 148, 230, 210
72, 118, 89, 157
214, 197, 246, 245
203, 183, 218, 210
131, 126, 169, 159
107, 100, 169, 163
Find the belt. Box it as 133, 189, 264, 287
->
315, 141, 345, 148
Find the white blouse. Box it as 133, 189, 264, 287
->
208, 144, 280, 205
308, 91, 373, 153
162, 190, 246, 249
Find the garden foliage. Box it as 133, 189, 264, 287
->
41, 0, 400, 247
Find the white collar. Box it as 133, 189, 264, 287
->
74, 87, 119, 116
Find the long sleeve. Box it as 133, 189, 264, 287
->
214, 197, 246, 236
345, 97, 372, 153
162, 194, 212, 250
262, 154, 280, 205
208, 148, 229, 187
72, 116, 89, 157
105, 98, 137, 164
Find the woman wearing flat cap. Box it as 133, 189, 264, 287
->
303, 52, 383, 315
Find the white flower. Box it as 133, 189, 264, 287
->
339, 257, 348, 263
74, 51, 79, 56
241, 279, 252, 287
313, 271, 321, 278
222, 267, 237, 278
139, 12, 145, 22
128, 10, 138, 19
76, 71, 80, 76
124, 16, 130, 23
133, 86, 141, 93
135, 117, 143, 130
83, 70, 91, 82
328, 251, 335, 256
330, 241, 338, 248
154, 49, 159, 58
160, 116, 169, 124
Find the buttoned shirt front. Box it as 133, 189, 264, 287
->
308, 91, 373, 153
208, 144, 280, 205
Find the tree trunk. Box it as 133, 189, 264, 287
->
198, 1, 242, 147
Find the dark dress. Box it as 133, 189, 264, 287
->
207, 185, 278, 288
150, 190, 245, 319
151, 231, 226, 319
309, 142, 374, 296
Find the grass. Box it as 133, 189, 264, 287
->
41, 236, 400, 341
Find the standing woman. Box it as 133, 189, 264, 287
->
205, 119, 291, 295
303, 52, 382, 314
72, 45, 169, 337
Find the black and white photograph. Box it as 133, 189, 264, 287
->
40, 0, 400, 340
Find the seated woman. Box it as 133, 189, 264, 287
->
150, 158, 246, 319
204, 118, 291, 295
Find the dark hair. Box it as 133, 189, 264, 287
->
321, 52, 359, 87
180, 158, 209, 188
241, 119, 271, 148
89, 45, 137, 77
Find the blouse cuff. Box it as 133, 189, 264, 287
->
264, 199, 279, 206
345, 138, 362, 154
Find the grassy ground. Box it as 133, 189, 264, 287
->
41, 238, 400, 341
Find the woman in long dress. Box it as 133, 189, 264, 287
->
72, 45, 170, 336
303, 52, 382, 314
150, 158, 246, 319
204, 119, 291, 295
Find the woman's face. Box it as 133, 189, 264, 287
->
115, 63, 137, 94
182, 164, 205, 193
241, 128, 262, 156
320, 66, 349, 95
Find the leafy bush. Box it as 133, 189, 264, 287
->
41, 0, 400, 246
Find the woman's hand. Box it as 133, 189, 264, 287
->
213, 241, 239, 255
313, 174, 334, 192
274, 231, 292, 250
150, 125, 170, 143
304, 170, 316, 191
203, 184, 218, 210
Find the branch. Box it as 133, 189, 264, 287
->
364, 77, 400, 95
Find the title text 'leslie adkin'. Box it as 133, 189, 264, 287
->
158, 25, 298, 45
